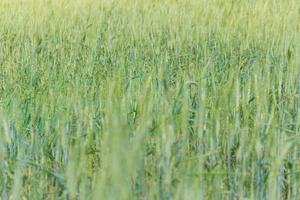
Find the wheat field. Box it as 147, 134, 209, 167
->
0, 0, 299, 199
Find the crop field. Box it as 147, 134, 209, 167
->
0, 0, 299, 199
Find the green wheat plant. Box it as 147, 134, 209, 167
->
0, 0, 299, 199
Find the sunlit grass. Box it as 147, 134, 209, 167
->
0, 0, 299, 199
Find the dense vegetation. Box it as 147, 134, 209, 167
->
0, 0, 299, 199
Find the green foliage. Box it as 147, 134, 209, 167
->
0, 0, 299, 199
